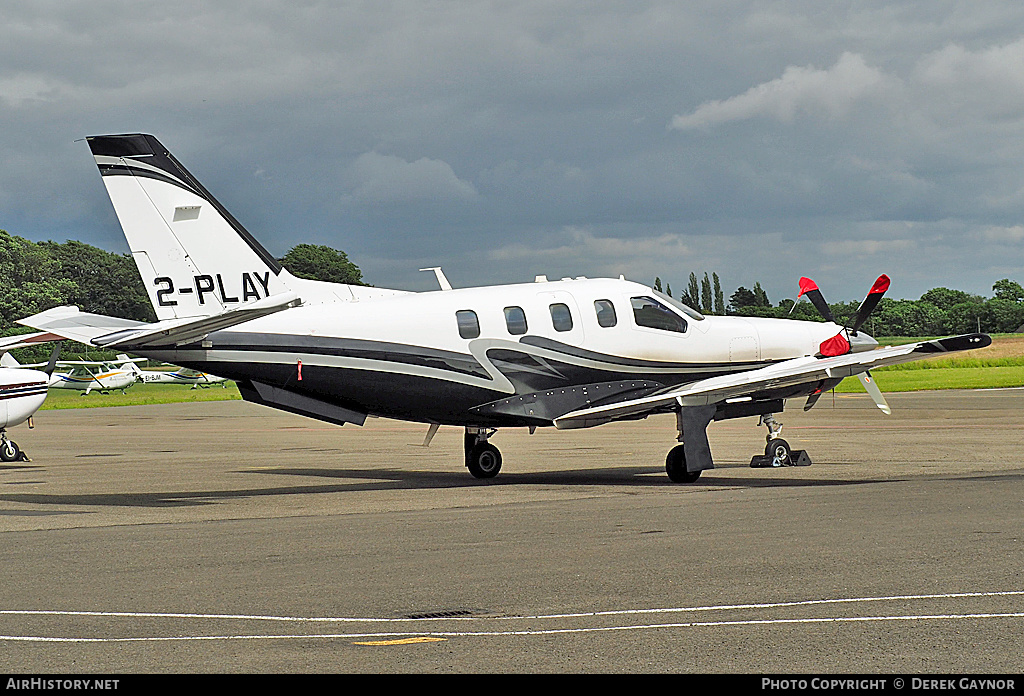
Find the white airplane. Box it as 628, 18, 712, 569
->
138, 366, 228, 388
0, 333, 60, 461
1, 352, 144, 395
18, 134, 991, 481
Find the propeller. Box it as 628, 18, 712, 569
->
849, 275, 890, 336
856, 370, 891, 414
795, 274, 891, 412
43, 342, 63, 376
794, 277, 836, 323
794, 274, 890, 340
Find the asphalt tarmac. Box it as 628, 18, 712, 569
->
1, 389, 1022, 674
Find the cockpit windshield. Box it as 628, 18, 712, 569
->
631, 296, 689, 333
653, 290, 705, 321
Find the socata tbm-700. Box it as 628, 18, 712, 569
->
20, 134, 989, 480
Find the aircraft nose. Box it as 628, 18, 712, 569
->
849, 331, 879, 353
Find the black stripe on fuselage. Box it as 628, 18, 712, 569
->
131, 331, 781, 426
0, 386, 47, 401
210, 332, 491, 379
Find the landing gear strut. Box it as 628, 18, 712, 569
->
664, 406, 717, 483
749, 414, 812, 468
465, 427, 501, 479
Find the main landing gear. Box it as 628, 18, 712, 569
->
749, 414, 812, 468
664, 406, 717, 483
465, 427, 502, 479
665, 444, 700, 483
664, 408, 813, 483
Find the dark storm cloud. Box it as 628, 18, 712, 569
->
2, 1, 1024, 303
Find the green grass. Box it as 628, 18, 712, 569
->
835, 366, 1024, 392
39, 382, 241, 410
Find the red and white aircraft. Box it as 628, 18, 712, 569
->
18, 134, 990, 480
0, 333, 60, 461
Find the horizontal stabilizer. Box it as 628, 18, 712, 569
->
17, 307, 146, 345
92, 291, 301, 348
19, 291, 300, 349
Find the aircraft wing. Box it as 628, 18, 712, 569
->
0, 331, 65, 353
553, 333, 990, 430
19, 292, 300, 349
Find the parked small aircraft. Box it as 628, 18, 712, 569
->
138, 366, 228, 388
1, 352, 144, 395
0, 333, 60, 461
18, 134, 991, 480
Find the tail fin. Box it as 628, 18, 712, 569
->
86, 134, 291, 321
0, 353, 20, 368
115, 354, 144, 375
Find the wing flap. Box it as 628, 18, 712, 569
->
553, 333, 990, 429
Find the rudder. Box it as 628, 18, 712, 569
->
87, 134, 290, 321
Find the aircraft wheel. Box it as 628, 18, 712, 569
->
0, 440, 21, 463
765, 438, 792, 467
467, 442, 502, 479
666, 444, 701, 483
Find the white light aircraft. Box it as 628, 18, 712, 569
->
18, 134, 991, 480
0, 333, 61, 461
1, 352, 144, 395
138, 366, 228, 388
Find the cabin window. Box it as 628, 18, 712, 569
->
504, 306, 528, 335
630, 296, 687, 333
594, 299, 617, 328
456, 310, 480, 339
549, 303, 573, 332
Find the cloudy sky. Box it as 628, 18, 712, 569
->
3, 1, 1024, 304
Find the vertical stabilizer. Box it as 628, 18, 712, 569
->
87, 134, 291, 321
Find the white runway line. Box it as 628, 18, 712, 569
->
1, 590, 1022, 643
2, 590, 1022, 623
3, 612, 1024, 643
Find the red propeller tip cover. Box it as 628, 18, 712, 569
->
797, 277, 819, 298
870, 275, 890, 294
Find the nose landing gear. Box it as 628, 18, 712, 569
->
0, 430, 28, 462
750, 414, 811, 468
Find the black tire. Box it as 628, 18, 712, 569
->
0, 440, 20, 463
666, 444, 701, 483
467, 442, 502, 479
765, 438, 791, 466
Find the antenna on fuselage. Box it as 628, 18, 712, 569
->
419, 267, 453, 291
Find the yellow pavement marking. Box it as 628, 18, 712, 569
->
353, 636, 447, 646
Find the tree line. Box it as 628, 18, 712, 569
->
658, 270, 1024, 336
1, 228, 1020, 351
0, 229, 365, 360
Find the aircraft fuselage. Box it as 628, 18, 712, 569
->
138, 277, 846, 427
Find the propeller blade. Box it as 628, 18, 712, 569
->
857, 371, 891, 415
803, 391, 823, 411
796, 277, 836, 323
849, 274, 890, 335
43, 342, 63, 376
